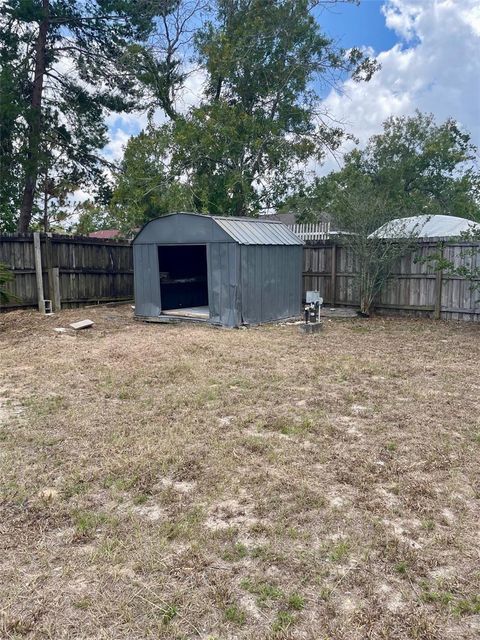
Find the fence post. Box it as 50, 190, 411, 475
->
45, 233, 55, 310
33, 232, 46, 314
434, 242, 444, 320
331, 242, 337, 306
52, 267, 61, 311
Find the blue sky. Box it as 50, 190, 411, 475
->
104, 0, 480, 170
314, 0, 399, 54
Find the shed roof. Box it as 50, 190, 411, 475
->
212, 215, 303, 245
134, 212, 304, 245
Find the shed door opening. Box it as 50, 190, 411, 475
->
158, 245, 209, 316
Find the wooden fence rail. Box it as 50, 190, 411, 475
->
0, 233, 133, 310
1, 234, 479, 321
303, 238, 480, 322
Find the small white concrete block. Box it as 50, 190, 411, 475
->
69, 319, 94, 330
53, 327, 67, 333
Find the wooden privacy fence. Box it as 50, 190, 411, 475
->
304, 238, 480, 321
2, 233, 479, 321
0, 233, 133, 310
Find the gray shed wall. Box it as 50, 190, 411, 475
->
133, 243, 161, 317
208, 243, 241, 326
240, 245, 303, 324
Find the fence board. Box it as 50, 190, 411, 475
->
0, 233, 133, 310
303, 239, 480, 322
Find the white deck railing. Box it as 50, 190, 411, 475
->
289, 222, 331, 240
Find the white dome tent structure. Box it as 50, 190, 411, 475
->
370, 215, 480, 239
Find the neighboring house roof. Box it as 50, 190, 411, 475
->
88, 229, 122, 239
371, 215, 480, 239
261, 212, 297, 226
133, 212, 304, 245
260, 211, 339, 230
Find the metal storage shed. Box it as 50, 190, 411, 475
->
133, 212, 304, 327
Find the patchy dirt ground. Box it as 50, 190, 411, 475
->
1, 306, 479, 639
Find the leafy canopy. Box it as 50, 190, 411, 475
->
0, 0, 178, 231
108, 0, 377, 229
290, 111, 480, 228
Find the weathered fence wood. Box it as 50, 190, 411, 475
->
303, 238, 480, 322
2, 233, 479, 322
0, 233, 133, 310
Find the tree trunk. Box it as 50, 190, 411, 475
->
17, 0, 49, 233
43, 174, 49, 233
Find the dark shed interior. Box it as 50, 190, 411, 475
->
158, 245, 208, 310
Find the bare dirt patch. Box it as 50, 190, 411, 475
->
1, 306, 479, 638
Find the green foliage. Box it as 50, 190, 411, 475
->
290, 111, 480, 225
108, 0, 377, 225
108, 127, 195, 234
285, 112, 480, 314
0, 0, 179, 231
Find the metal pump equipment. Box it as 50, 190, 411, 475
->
304, 291, 323, 324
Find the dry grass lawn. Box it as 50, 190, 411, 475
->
1, 306, 479, 639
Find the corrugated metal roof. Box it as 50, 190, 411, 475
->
212, 216, 303, 245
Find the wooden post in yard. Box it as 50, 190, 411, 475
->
434, 242, 444, 320
44, 233, 61, 311
330, 242, 337, 306
45, 232, 54, 307
52, 267, 61, 311
33, 232, 46, 314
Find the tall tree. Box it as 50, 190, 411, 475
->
0, 0, 178, 232
293, 112, 480, 224
173, 0, 377, 216
108, 0, 377, 226
0, 8, 30, 232
108, 126, 194, 233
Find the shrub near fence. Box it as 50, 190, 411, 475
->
304, 238, 480, 321
0, 233, 133, 310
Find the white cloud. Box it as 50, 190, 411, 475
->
103, 126, 133, 162
175, 67, 208, 114
318, 0, 480, 174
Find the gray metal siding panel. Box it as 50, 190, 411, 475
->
206, 242, 240, 327
240, 245, 302, 324
134, 244, 161, 317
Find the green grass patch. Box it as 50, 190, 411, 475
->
222, 542, 248, 562
287, 593, 305, 611
271, 610, 295, 633
241, 578, 284, 605
224, 604, 247, 625
328, 539, 350, 562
